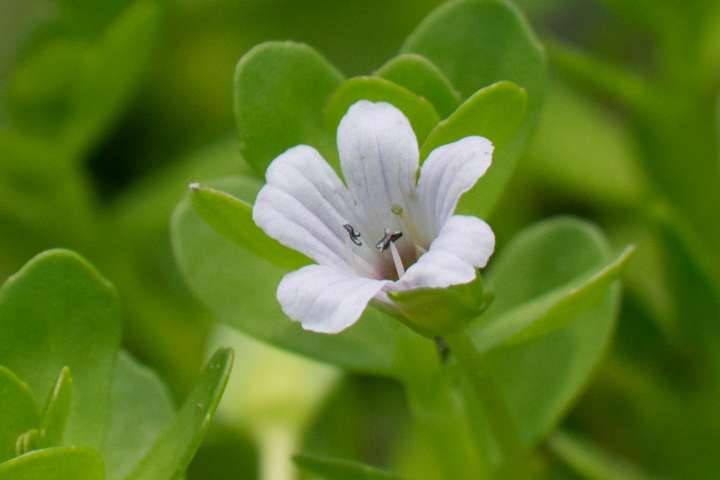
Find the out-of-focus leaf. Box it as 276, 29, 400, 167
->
478, 217, 621, 445
0, 367, 39, 463
40, 367, 73, 448
172, 177, 432, 377
524, 81, 648, 207
4, 0, 161, 158
0, 250, 121, 449
128, 348, 233, 480
105, 352, 174, 480
403, 0, 545, 216
234, 41, 344, 176
375, 54, 460, 117
419, 81, 527, 218
189, 183, 308, 271
324, 77, 440, 146
0, 447, 104, 480
472, 245, 634, 352
294, 453, 403, 480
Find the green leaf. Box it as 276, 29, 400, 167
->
471, 245, 634, 352
375, 54, 460, 118
477, 217, 621, 445
0, 447, 104, 480
0, 250, 121, 449
403, 0, 545, 216
324, 76, 440, 146
128, 348, 234, 480
420, 81, 527, 218
172, 176, 431, 377
5, 0, 161, 158
189, 183, 308, 271
403, 0, 545, 101
0, 367, 39, 463
234, 41, 344, 176
388, 275, 492, 337
40, 367, 73, 448
294, 453, 403, 480
105, 352, 174, 480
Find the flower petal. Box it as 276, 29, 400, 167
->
278, 264, 389, 333
253, 145, 371, 271
417, 136, 493, 238
394, 215, 495, 291
337, 100, 419, 243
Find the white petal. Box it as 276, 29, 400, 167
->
394, 215, 495, 291
278, 265, 389, 333
417, 136, 493, 238
253, 145, 369, 271
337, 100, 419, 243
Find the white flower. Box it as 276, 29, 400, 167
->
253, 100, 495, 334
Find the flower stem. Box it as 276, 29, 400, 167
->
257, 425, 297, 480
444, 330, 529, 478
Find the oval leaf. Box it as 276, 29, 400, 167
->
471, 245, 634, 352
477, 217, 621, 445
403, 0, 545, 217
235, 41, 344, 175
0, 250, 121, 449
189, 182, 309, 271
324, 76, 440, 145
375, 54, 460, 118
419, 81, 527, 218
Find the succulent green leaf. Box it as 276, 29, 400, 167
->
40, 367, 73, 448
0, 250, 121, 449
0, 367, 39, 463
189, 183, 309, 271
234, 41, 344, 176
0, 447, 105, 480
324, 76, 440, 145
172, 177, 430, 377
105, 352, 175, 480
403, 0, 545, 217
388, 275, 492, 337
420, 81, 527, 218
477, 217, 621, 445
128, 348, 233, 480
294, 453, 403, 480
471, 245, 634, 352
375, 54, 460, 118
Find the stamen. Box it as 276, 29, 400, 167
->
343, 223, 362, 246
375, 229, 403, 251
389, 241, 405, 278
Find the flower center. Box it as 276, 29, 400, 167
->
343, 223, 420, 281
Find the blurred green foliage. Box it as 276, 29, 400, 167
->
1, 0, 719, 478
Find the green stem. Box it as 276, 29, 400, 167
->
257, 425, 298, 480
444, 330, 528, 478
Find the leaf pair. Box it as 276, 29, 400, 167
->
0, 250, 233, 479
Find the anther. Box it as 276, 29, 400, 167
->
375, 229, 403, 251
343, 224, 363, 246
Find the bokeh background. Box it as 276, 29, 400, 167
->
1, 0, 719, 478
